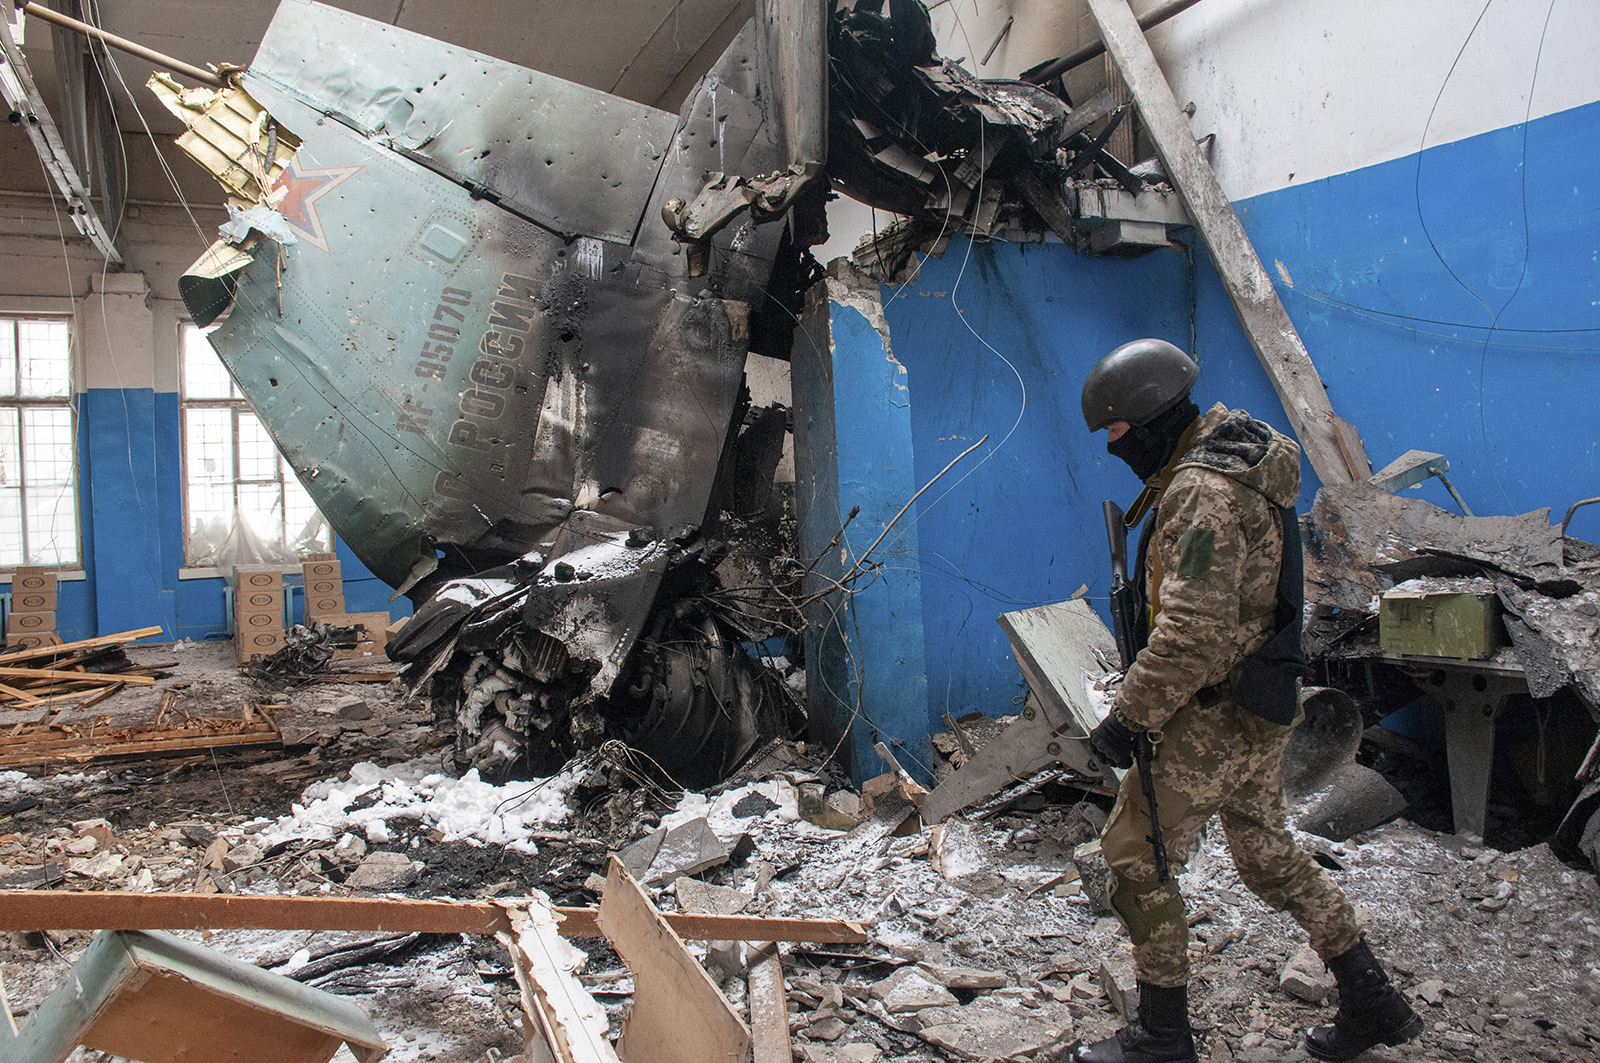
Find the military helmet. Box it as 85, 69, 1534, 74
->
1080, 338, 1198, 431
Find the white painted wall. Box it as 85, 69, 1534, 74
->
1149, 0, 1600, 199
928, 0, 1600, 200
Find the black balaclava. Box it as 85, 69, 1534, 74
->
1107, 399, 1200, 481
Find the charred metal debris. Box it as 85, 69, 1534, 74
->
1301, 484, 1600, 865
154, 0, 1162, 790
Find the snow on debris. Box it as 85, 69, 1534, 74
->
0, 768, 105, 794
659, 779, 802, 838
257, 758, 576, 853
435, 577, 518, 605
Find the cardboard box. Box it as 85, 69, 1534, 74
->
1379, 589, 1500, 660
305, 577, 343, 597
306, 595, 346, 619
237, 629, 286, 662
14, 588, 58, 611
303, 561, 342, 581
13, 571, 56, 594
238, 589, 281, 612
10, 611, 55, 633
5, 631, 61, 649
235, 568, 283, 589
235, 611, 283, 633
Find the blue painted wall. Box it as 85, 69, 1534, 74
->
1196, 98, 1600, 522
879, 242, 1193, 773
813, 98, 1599, 776
7, 387, 408, 647
82, 388, 170, 638
793, 297, 933, 782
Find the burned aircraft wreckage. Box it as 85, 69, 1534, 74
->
160, 0, 1148, 785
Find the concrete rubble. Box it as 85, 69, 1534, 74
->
0, 636, 1596, 1062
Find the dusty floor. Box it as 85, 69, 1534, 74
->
1, 638, 1598, 1063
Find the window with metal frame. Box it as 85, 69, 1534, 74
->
0, 316, 80, 568
180, 322, 330, 566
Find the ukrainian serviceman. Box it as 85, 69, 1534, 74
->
1062, 339, 1421, 1063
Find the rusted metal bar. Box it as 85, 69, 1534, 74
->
0, 892, 872, 943
20, 3, 225, 86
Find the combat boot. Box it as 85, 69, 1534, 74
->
1067, 982, 1197, 1063
1304, 939, 1423, 1061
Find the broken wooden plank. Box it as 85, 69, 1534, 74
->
0, 681, 43, 705
596, 856, 750, 1063
0, 627, 164, 665
497, 901, 621, 1063
0, 666, 153, 686
0, 719, 279, 749
747, 942, 792, 1063
0, 891, 870, 943
555, 908, 865, 943
1084, 0, 1368, 486
0, 731, 282, 768
67, 681, 125, 712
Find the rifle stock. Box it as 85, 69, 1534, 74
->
1102, 498, 1170, 885
1103, 500, 1137, 670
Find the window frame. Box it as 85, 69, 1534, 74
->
0, 314, 82, 570
178, 321, 329, 568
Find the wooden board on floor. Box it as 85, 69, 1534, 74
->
0, 666, 153, 685
0, 627, 163, 665
746, 942, 792, 1063
0, 891, 869, 945
595, 856, 750, 1063
497, 901, 621, 1063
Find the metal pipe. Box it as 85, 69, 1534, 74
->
981, 15, 1014, 66
1023, 0, 1205, 84
0, 188, 226, 211
20, 2, 225, 87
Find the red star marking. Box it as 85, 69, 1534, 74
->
269, 156, 363, 254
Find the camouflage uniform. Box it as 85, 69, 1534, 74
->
1101, 403, 1363, 987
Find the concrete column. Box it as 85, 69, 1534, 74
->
78, 270, 173, 639
792, 273, 932, 783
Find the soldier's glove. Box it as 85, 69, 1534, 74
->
1087, 712, 1140, 770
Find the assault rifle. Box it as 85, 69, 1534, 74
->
1103, 500, 1170, 885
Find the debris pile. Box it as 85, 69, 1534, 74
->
1304, 484, 1600, 706
828, 0, 1150, 263
0, 625, 168, 709
258, 756, 578, 853
0, 702, 280, 772
245, 619, 391, 681
4, 708, 1600, 1062
389, 533, 806, 790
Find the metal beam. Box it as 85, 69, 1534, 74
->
20, 2, 224, 87
1084, 0, 1368, 486
0, 8, 122, 263
1025, 0, 1206, 84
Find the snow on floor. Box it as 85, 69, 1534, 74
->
256, 756, 577, 852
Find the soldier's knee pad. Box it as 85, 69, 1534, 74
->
1106, 872, 1186, 946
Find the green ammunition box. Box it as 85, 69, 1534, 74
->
1378, 589, 1500, 660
